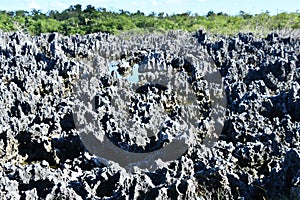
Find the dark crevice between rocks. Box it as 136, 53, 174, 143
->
96, 172, 121, 198
51, 133, 85, 164
19, 179, 55, 199
60, 113, 76, 132
16, 131, 56, 166
68, 181, 88, 198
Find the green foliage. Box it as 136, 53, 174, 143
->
0, 5, 300, 36
0, 12, 15, 31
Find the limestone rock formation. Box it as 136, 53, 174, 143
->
0, 30, 299, 199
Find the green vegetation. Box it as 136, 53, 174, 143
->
0, 5, 300, 35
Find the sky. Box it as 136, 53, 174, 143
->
0, 0, 299, 16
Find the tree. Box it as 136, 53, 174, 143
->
134, 10, 144, 16
15, 10, 29, 17
7, 11, 15, 17
158, 12, 164, 18
239, 10, 252, 19
149, 12, 156, 17
74, 4, 82, 13
31, 9, 46, 20
84, 5, 96, 13
206, 11, 216, 18
48, 10, 60, 19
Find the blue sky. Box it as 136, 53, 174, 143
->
1, 0, 299, 15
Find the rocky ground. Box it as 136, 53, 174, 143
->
0, 30, 299, 199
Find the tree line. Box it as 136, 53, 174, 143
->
0, 4, 300, 35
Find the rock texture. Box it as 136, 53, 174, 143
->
0, 30, 299, 199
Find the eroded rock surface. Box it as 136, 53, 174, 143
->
0, 30, 299, 199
